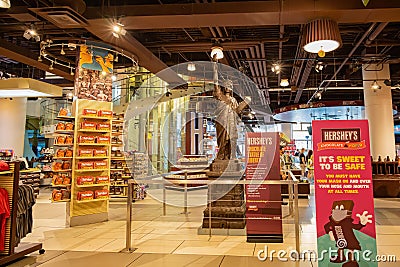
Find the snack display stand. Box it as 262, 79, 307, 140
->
67, 99, 112, 226
0, 162, 44, 266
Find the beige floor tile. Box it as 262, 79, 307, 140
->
37, 251, 142, 267
7, 250, 66, 267
67, 238, 116, 251
76, 228, 131, 239
221, 255, 313, 267
133, 239, 184, 254
42, 227, 95, 238
96, 238, 127, 252
127, 253, 222, 267
42, 237, 85, 251
377, 235, 400, 246
173, 240, 255, 256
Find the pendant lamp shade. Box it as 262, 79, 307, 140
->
303, 18, 342, 55
0, 0, 10, 8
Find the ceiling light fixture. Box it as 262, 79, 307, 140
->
23, 25, 40, 42
112, 22, 127, 38
211, 45, 224, 60
60, 44, 65, 55
187, 62, 196, 72
111, 75, 117, 81
371, 80, 381, 91
70, 68, 74, 76
303, 18, 342, 57
271, 63, 281, 74
315, 91, 322, 99
37, 55, 42, 62
49, 61, 54, 71
315, 61, 325, 72
114, 54, 118, 62
280, 78, 289, 87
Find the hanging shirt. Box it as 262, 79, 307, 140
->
0, 188, 10, 251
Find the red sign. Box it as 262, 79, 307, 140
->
313, 120, 377, 266
245, 132, 282, 243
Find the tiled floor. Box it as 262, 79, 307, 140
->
5, 187, 400, 266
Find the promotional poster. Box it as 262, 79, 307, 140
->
74, 44, 113, 102
313, 120, 377, 267
245, 132, 282, 243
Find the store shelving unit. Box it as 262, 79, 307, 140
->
19, 169, 41, 198
67, 99, 112, 227
0, 162, 43, 266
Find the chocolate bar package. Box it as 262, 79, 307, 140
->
81, 121, 97, 130
94, 189, 109, 199
76, 176, 94, 185
94, 161, 108, 169
78, 161, 94, 169
96, 136, 110, 144
77, 190, 94, 201
96, 176, 109, 184
79, 135, 95, 143
93, 149, 107, 157
83, 109, 97, 116
98, 110, 113, 118
97, 123, 110, 131
78, 149, 93, 157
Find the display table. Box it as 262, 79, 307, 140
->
372, 175, 400, 197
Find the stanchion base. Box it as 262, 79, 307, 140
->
119, 247, 137, 253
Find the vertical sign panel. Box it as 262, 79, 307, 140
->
245, 132, 282, 243
313, 120, 377, 266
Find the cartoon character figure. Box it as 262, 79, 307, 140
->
324, 200, 373, 267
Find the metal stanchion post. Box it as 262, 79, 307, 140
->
208, 184, 212, 238
122, 180, 136, 252
294, 182, 300, 252
183, 171, 188, 214
163, 181, 166, 216
288, 178, 294, 216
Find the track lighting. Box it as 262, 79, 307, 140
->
70, 68, 74, 76
112, 22, 127, 38
37, 55, 42, 62
371, 80, 381, 91
271, 63, 281, 74
60, 44, 65, 55
23, 25, 40, 42
49, 61, 54, 70
280, 78, 289, 87
114, 54, 118, 62
211, 45, 224, 60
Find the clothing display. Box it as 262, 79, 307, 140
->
15, 185, 35, 246
0, 188, 10, 251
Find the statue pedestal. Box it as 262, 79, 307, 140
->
202, 159, 246, 230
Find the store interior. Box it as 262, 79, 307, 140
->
0, 0, 400, 266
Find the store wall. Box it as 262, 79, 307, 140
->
0, 98, 27, 156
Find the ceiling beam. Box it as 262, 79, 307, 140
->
84, 0, 400, 29
85, 24, 185, 86
0, 39, 73, 81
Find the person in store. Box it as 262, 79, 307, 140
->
283, 150, 292, 170
212, 60, 250, 160
306, 150, 314, 182
299, 148, 306, 177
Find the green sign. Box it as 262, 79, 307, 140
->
362, 0, 370, 6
